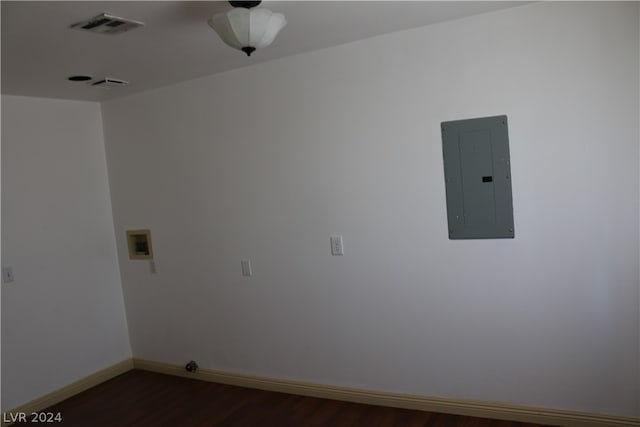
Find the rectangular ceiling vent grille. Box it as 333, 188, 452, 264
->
71, 13, 144, 35
92, 78, 130, 88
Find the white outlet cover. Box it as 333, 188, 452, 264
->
2, 267, 15, 284
330, 235, 344, 256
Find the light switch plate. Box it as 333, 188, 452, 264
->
241, 259, 252, 277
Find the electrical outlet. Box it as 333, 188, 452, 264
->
2, 267, 15, 284
330, 235, 344, 256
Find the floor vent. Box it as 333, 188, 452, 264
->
70, 13, 144, 35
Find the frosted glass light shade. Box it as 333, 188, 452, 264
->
208, 8, 286, 56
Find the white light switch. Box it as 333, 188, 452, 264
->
2, 267, 15, 284
149, 260, 157, 274
241, 259, 252, 277
330, 235, 344, 256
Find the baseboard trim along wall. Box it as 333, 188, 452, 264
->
2, 359, 133, 427
133, 358, 639, 427
3, 358, 638, 427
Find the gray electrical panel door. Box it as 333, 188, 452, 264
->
441, 115, 514, 239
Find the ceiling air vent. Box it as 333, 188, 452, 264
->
92, 78, 129, 88
70, 13, 144, 35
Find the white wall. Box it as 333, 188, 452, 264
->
101, 2, 639, 417
1, 96, 131, 411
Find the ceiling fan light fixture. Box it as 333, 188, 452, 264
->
208, 5, 286, 56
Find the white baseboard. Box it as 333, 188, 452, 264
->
133, 358, 639, 427
3, 357, 637, 427
2, 359, 133, 427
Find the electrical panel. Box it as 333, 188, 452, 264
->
441, 115, 514, 239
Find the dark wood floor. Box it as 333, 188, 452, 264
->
14, 370, 552, 426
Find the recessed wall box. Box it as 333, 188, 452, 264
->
126, 229, 153, 259
441, 115, 514, 239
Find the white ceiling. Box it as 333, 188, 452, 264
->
1, 1, 526, 102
